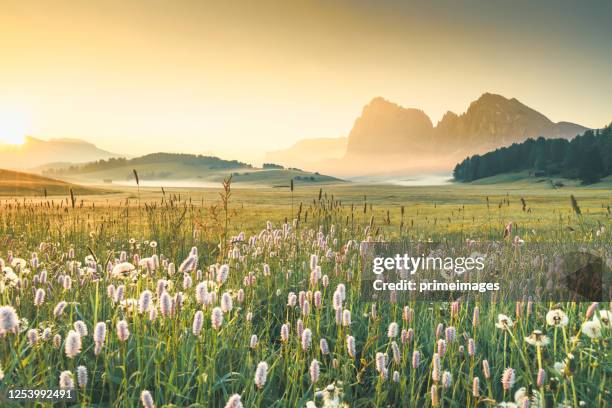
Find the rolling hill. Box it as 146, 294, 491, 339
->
0, 169, 103, 196
43, 153, 344, 187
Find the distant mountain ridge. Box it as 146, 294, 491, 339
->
263, 137, 347, 172
345, 93, 589, 160
0, 136, 119, 169
263, 93, 591, 176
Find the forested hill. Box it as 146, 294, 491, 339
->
44, 153, 251, 175
453, 124, 612, 184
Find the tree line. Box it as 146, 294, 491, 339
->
44, 153, 251, 175
453, 124, 612, 184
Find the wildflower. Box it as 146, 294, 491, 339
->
254, 361, 268, 389
468, 338, 476, 356
501, 368, 516, 391
387, 322, 399, 338
211, 307, 223, 330
297, 319, 304, 339
537, 368, 546, 387
216, 264, 229, 284
314, 291, 322, 309
77, 366, 87, 388
159, 292, 172, 317
310, 359, 320, 383
280, 323, 290, 342
302, 300, 310, 316
116, 320, 130, 342
53, 301, 67, 318
441, 371, 452, 389
342, 309, 351, 326
34, 288, 45, 306
74, 321, 88, 337
94, 321, 106, 344
111, 262, 135, 278
546, 309, 569, 327
391, 341, 401, 363
431, 385, 439, 407
496, 314, 514, 329
59, 371, 74, 389
581, 320, 602, 339
302, 328, 312, 350
27, 328, 38, 346
196, 282, 208, 305
586, 302, 598, 319
393, 371, 400, 382
114, 285, 125, 302
107, 284, 116, 299
436, 323, 444, 338
178, 254, 197, 274
346, 335, 356, 358
250, 334, 258, 349
138, 290, 153, 314
437, 339, 447, 357
320, 338, 329, 355
412, 350, 420, 369
224, 394, 243, 408
0, 305, 19, 334
472, 377, 480, 397
375, 352, 387, 373
525, 330, 550, 346
221, 292, 233, 313
482, 360, 491, 379
432, 353, 441, 382
63, 275, 72, 291
445, 326, 456, 343
403, 306, 413, 323
42, 327, 52, 341
65, 330, 82, 358
332, 290, 343, 310
53, 334, 62, 348
192, 311, 204, 335
140, 390, 155, 408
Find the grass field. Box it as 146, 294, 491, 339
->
0, 169, 104, 196
0, 181, 609, 407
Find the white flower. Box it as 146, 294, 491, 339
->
495, 314, 514, 329
581, 320, 602, 339
546, 309, 569, 327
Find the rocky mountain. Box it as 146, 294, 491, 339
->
0, 137, 119, 170
432, 93, 588, 152
341, 93, 589, 173
263, 137, 347, 171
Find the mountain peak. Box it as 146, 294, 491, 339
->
343, 92, 590, 170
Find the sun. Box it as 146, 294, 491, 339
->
0, 111, 28, 145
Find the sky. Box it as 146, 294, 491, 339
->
1, 0, 611, 163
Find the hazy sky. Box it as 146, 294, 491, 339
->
1, 0, 611, 163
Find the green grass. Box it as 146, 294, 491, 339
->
0, 182, 609, 407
